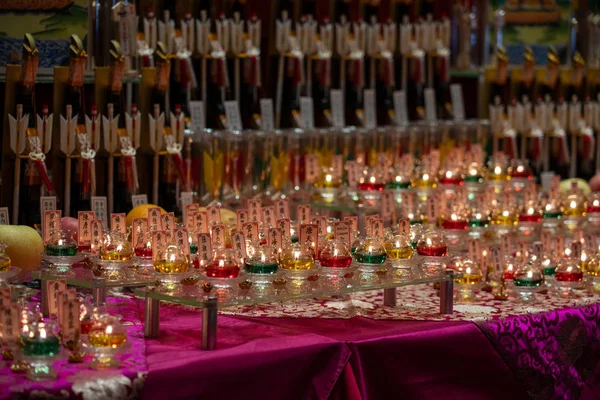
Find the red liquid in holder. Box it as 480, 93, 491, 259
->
438, 177, 464, 186
205, 263, 241, 278
320, 256, 353, 268
441, 220, 468, 230
135, 248, 153, 258
555, 271, 584, 282
518, 214, 542, 223
358, 182, 385, 191
417, 246, 448, 257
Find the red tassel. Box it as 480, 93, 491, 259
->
171, 153, 188, 188
124, 156, 133, 191
35, 160, 54, 193
82, 158, 90, 196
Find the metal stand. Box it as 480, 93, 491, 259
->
144, 296, 160, 338
92, 286, 107, 306
201, 296, 218, 350
383, 288, 397, 307
439, 270, 454, 315
91, 277, 107, 306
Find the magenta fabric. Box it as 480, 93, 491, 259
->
139, 306, 529, 400
478, 302, 600, 400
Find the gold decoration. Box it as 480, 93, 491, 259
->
202, 282, 214, 293
238, 280, 252, 290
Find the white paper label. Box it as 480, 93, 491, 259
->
0, 207, 9, 225
393, 90, 408, 126
225, 100, 242, 130
330, 89, 345, 128
260, 99, 275, 131
189, 101, 205, 131
300, 97, 315, 129
40, 196, 57, 228
450, 84, 465, 121
424, 88, 437, 122
91, 196, 108, 229
363, 89, 377, 128
131, 194, 148, 207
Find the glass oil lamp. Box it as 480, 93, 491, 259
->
517, 201, 542, 238
45, 230, 78, 256
353, 236, 387, 284
512, 261, 544, 302
409, 223, 424, 248
486, 158, 509, 193
134, 231, 153, 259
412, 163, 437, 198
384, 234, 416, 281
562, 193, 586, 231
245, 245, 279, 275
385, 166, 413, 191
313, 167, 342, 203
464, 162, 486, 194
507, 159, 533, 192
319, 239, 354, 290
447, 256, 483, 303
153, 244, 190, 293
205, 248, 242, 299
42, 230, 86, 276
490, 206, 518, 238
20, 320, 62, 380
437, 164, 464, 197
100, 231, 134, 261
85, 314, 129, 369
554, 257, 584, 298
541, 195, 563, 233
417, 229, 450, 278
290, 221, 299, 243
587, 192, 600, 229
468, 209, 490, 240
91, 231, 136, 281
280, 243, 316, 293
584, 255, 600, 293
358, 167, 385, 204
441, 205, 469, 249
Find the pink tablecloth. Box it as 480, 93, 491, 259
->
139, 303, 528, 400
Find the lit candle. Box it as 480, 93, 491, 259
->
320, 240, 353, 268
45, 231, 78, 256
205, 248, 241, 278
280, 244, 315, 270
21, 322, 61, 357
416, 230, 448, 257
513, 269, 544, 287
154, 245, 189, 274
245, 246, 279, 274
354, 237, 387, 264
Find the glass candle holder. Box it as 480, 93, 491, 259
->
153, 244, 190, 293
447, 256, 483, 302
245, 245, 279, 275
100, 231, 134, 261
584, 255, 600, 293
319, 239, 354, 290
438, 165, 464, 196
508, 159, 533, 193
513, 261, 544, 302
280, 243, 316, 294
417, 229, 449, 278
468, 209, 490, 240
441, 206, 469, 249
384, 234, 416, 281
20, 320, 62, 381
587, 193, 600, 229
412, 163, 437, 198
0, 243, 10, 273
554, 257, 584, 298
562, 192, 586, 231
205, 248, 242, 299
486, 158, 509, 193
313, 167, 342, 203
358, 167, 385, 204
353, 236, 387, 284
86, 315, 129, 369
517, 201, 542, 238
386, 166, 413, 190
491, 207, 518, 237
540, 253, 559, 287
45, 230, 78, 256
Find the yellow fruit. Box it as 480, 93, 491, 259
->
0, 225, 44, 272
560, 179, 591, 195
126, 204, 166, 226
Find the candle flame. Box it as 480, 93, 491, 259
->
106, 325, 113, 335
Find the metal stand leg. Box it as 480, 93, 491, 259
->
92, 287, 106, 307
383, 288, 397, 307
144, 296, 160, 338
440, 270, 454, 315
202, 297, 218, 350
